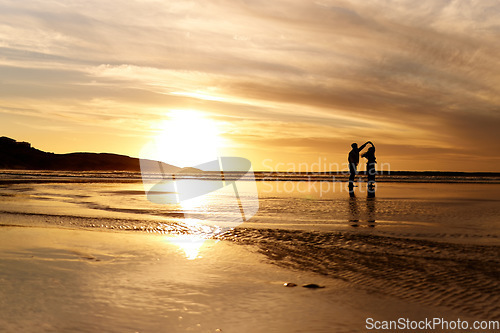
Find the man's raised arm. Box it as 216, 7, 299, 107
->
358, 141, 371, 151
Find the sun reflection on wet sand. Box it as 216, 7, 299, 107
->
164, 234, 209, 260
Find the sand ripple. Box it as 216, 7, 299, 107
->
219, 228, 500, 319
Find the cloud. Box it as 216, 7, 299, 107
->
0, 0, 499, 170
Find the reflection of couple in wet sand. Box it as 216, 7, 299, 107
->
349, 193, 376, 227
348, 141, 376, 193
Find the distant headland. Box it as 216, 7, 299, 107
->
0, 136, 178, 172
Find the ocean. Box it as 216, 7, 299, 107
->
0, 170, 499, 332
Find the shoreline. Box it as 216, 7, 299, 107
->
1, 169, 500, 185
1, 207, 499, 246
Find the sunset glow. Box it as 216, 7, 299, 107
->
1, 0, 499, 171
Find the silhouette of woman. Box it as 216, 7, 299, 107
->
361, 144, 376, 189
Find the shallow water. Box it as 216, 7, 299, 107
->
1, 180, 499, 243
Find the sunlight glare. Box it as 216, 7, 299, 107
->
166, 234, 207, 260
153, 110, 222, 168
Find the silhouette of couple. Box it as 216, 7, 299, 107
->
348, 141, 376, 191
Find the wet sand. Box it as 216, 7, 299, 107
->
0, 176, 499, 332
0, 225, 477, 333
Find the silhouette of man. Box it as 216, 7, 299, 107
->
348, 141, 371, 187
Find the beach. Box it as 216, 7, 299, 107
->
3, 0, 500, 331
0, 171, 499, 332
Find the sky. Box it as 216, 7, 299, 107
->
1, 0, 499, 171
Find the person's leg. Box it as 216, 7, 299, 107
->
367, 163, 376, 186
349, 163, 356, 184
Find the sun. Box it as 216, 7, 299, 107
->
152, 110, 223, 168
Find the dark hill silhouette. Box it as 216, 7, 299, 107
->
0, 136, 179, 172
